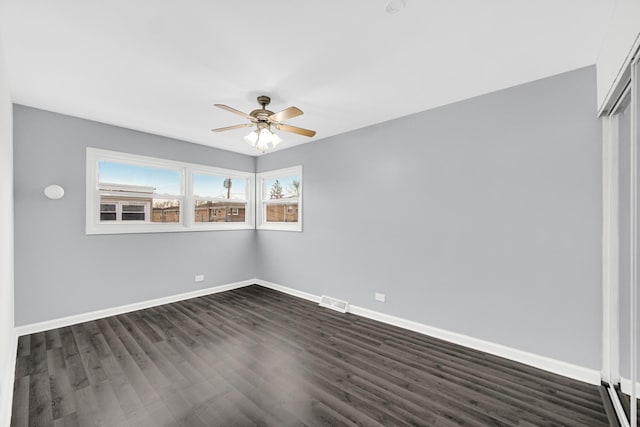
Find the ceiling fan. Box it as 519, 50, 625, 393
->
212, 96, 316, 153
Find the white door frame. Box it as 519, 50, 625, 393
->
602, 113, 620, 386
601, 50, 639, 427
630, 55, 638, 427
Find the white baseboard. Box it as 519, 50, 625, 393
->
348, 305, 601, 386
0, 331, 17, 427
620, 377, 640, 399
15, 279, 255, 336
255, 280, 602, 386
254, 279, 321, 304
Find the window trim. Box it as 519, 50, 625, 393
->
86, 148, 255, 234
190, 165, 254, 229
100, 201, 150, 222
256, 165, 303, 232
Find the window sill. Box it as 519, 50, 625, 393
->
257, 223, 302, 232
86, 223, 255, 235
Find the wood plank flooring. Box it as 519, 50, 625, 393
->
11, 285, 614, 426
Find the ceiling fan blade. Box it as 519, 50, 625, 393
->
276, 123, 316, 137
269, 106, 303, 123
214, 104, 256, 121
211, 123, 254, 132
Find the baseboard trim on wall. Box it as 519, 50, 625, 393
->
15, 279, 255, 336
254, 279, 602, 386
347, 305, 601, 386
0, 331, 18, 427
621, 377, 640, 399
255, 279, 321, 304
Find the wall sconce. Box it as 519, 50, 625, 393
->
44, 184, 65, 200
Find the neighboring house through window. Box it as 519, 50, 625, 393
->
86, 148, 255, 234
87, 148, 301, 234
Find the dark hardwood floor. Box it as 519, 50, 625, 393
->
11, 285, 614, 426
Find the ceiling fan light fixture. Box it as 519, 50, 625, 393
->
247, 128, 283, 153
244, 130, 258, 147
245, 127, 282, 152
271, 132, 283, 147
256, 131, 270, 153
259, 127, 272, 142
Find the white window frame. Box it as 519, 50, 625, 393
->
99, 202, 118, 221
189, 165, 254, 230
86, 148, 254, 234
256, 166, 302, 232
100, 201, 150, 223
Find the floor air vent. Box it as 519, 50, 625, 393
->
319, 295, 349, 313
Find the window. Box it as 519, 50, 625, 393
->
192, 171, 251, 226
100, 201, 149, 222
86, 148, 254, 234
256, 166, 302, 231
95, 160, 182, 227
100, 203, 117, 221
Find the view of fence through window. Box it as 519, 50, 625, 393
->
192, 173, 248, 223
264, 175, 300, 223
98, 161, 182, 223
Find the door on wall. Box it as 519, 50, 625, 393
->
602, 52, 639, 427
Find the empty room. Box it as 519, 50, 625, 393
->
1, 0, 640, 426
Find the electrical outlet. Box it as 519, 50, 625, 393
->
375, 292, 386, 302
194, 274, 205, 283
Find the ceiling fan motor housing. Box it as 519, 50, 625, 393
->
250, 96, 275, 123
257, 95, 271, 107
250, 109, 274, 121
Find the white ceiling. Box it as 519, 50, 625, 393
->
0, 0, 616, 156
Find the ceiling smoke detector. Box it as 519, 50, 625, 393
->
386, 0, 406, 14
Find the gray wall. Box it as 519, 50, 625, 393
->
256, 66, 603, 369
0, 35, 15, 422
13, 106, 257, 326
